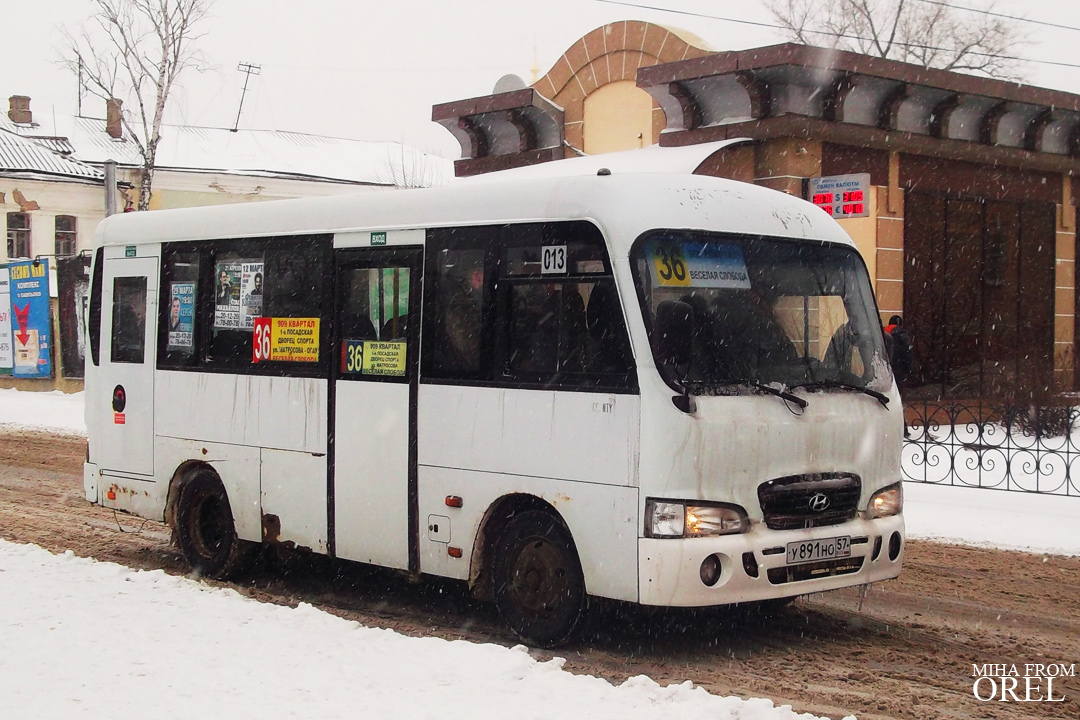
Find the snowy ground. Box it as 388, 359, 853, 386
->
0, 540, 849, 720
1, 387, 1078, 720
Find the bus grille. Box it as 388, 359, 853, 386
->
767, 557, 865, 584
757, 473, 861, 530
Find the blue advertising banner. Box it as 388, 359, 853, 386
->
8, 259, 52, 378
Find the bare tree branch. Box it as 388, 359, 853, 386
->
765, 0, 1029, 80
59, 0, 213, 210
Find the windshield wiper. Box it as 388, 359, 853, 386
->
740, 379, 808, 409
794, 380, 889, 408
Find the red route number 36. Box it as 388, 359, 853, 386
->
252, 317, 272, 363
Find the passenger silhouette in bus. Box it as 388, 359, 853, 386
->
586, 282, 628, 373
559, 288, 588, 373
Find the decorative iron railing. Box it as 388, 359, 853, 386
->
902, 401, 1080, 496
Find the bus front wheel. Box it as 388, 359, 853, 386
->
175, 470, 252, 580
492, 510, 586, 648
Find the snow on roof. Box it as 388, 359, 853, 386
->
458, 139, 752, 182
0, 121, 103, 183
65, 117, 453, 188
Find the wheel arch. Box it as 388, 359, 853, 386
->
468, 493, 577, 601
163, 460, 221, 530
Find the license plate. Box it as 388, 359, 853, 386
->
786, 536, 851, 565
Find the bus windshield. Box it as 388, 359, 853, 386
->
633, 233, 891, 395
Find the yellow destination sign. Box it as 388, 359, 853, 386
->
254, 317, 320, 363
362, 341, 407, 376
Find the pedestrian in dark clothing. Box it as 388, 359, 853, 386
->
884, 314, 913, 437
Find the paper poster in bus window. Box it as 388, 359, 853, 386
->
239, 261, 264, 329
167, 282, 196, 352
649, 240, 751, 290
214, 261, 242, 328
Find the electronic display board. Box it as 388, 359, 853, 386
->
807, 173, 871, 219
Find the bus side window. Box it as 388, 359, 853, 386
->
159, 250, 201, 364
500, 221, 636, 389
110, 277, 147, 364
205, 239, 329, 371
422, 240, 491, 380
88, 247, 104, 366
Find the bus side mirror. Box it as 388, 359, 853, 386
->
654, 300, 693, 368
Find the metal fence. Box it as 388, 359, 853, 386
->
902, 401, 1080, 496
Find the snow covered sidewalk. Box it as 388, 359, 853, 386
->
0, 540, 848, 720
0, 387, 85, 435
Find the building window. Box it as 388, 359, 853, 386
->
55, 215, 77, 256
7, 212, 31, 259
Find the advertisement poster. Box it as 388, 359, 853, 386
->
213, 261, 242, 329
215, 259, 263, 330
167, 282, 197, 352
239, 261, 264, 329
57, 255, 91, 378
0, 267, 12, 373
9, 259, 52, 378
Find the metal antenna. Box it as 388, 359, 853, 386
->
232, 62, 261, 132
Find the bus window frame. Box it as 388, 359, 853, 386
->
421, 221, 638, 394
155, 234, 333, 378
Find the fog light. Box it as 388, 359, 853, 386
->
888, 531, 902, 561
742, 551, 759, 578
871, 536, 882, 561
700, 554, 722, 586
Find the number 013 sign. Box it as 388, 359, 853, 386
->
253, 317, 321, 363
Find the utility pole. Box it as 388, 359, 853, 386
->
232, 62, 261, 132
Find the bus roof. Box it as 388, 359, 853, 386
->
94, 170, 855, 256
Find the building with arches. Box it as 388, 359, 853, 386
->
433, 21, 1080, 401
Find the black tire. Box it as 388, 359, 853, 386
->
175, 470, 252, 580
492, 510, 586, 647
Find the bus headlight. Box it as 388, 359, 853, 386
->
645, 499, 748, 538
867, 483, 903, 519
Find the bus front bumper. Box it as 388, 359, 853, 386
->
638, 514, 904, 607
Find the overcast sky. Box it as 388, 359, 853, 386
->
3, 0, 1078, 159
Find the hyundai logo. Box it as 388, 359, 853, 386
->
808, 492, 831, 512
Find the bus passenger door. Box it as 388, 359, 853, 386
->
332, 248, 421, 571
95, 254, 158, 478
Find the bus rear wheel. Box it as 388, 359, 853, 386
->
492, 510, 586, 648
175, 470, 252, 580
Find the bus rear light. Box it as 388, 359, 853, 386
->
447, 546, 463, 558
445, 495, 463, 508
106, 490, 116, 500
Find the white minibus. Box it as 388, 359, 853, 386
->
84, 169, 904, 646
